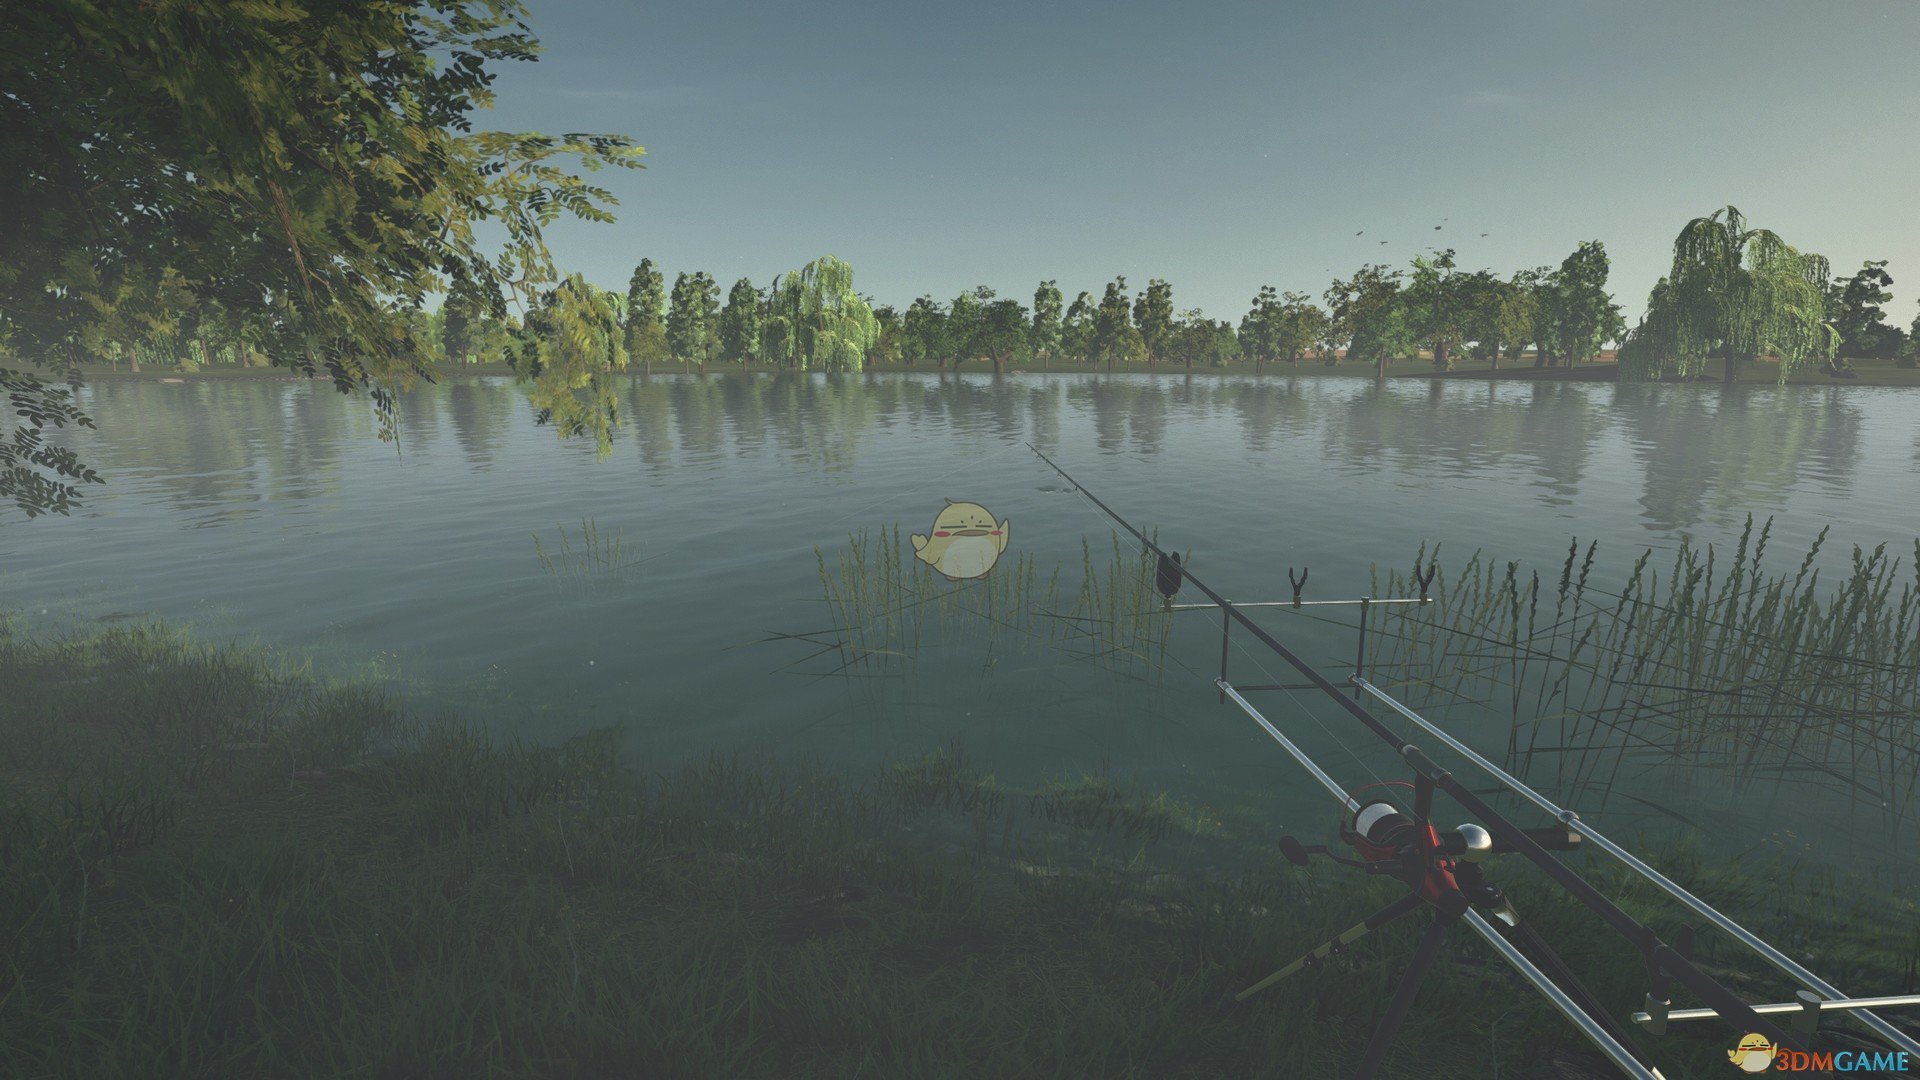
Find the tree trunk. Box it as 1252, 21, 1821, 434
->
130, 346, 141, 373
991, 353, 1004, 376
1433, 340, 1450, 371
1376, 350, 1388, 380
1490, 341, 1500, 371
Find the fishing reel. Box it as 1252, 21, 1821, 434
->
1275, 788, 1582, 896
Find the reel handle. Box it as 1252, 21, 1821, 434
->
1439, 825, 1582, 858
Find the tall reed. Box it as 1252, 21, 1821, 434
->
1365, 518, 1920, 821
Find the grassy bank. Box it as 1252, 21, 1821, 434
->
2, 619, 1913, 1078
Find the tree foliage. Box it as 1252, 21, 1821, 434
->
1826, 261, 1904, 360
666, 271, 720, 367
624, 260, 670, 367
1539, 241, 1620, 367
1619, 206, 1835, 384
511, 274, 628, 456
1132, 279, 1174, 362
717, 278, 763, 363
1403, 250, 1469, 370
1091, 278, 1143, 370
761, 256, 878, 372
1030, 281, 1063, 364
0, 0, 643, 515
900, 296, 945, 367
1061, 291, 1095, 363
1326, 265, 1413, 375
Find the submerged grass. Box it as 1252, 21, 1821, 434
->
532, 517, 638, 586
806, 527, 1176, 677
2, 616, 1914, 1078
1367, 519, 1920, 822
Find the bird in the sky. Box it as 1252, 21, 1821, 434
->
1355, 230, 1364, 236
1379, 240, 1389, 244
1434, 225, 1443, 231
1480, 233, 1489, 237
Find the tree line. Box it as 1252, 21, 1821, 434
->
5, 2, 1918, 520
439, 219, 1917, 384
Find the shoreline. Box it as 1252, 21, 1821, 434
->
61, 355, 1920, 388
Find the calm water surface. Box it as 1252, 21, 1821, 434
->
4, 373, 1916, 876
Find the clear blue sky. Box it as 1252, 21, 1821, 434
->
483, 0, 1920, 328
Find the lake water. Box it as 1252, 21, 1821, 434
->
4, 373, 1916, 879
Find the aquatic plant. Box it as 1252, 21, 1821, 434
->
1365, 519, 1920, 820
531, 517, 638, 584
802, 527, 1174, 676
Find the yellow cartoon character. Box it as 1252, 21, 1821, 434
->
1727, 1033, 1777, 1073
912, 500, 1010, 580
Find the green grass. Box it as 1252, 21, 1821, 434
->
2, 617, 1913, 1078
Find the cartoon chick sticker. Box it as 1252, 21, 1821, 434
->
1727, 1033, 1777, 1073
912, 500, 1010, 580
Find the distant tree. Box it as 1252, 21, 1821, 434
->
974, 297, 1030, 375
1619, 206, 1835, 384
624, 260, 670, 372
1238, 286, 1281, 371
867, 304, 902, 367
1061, 291, 1095, 363
1455, 271, 1503, 366
442, 283, 480, 365
760, 256, 879, 372
718, 277, 763, 363
945, 288, 988, 369
1170, 310, 1240, 369
1031, 281, 1064, 367
1275, 291, 1325, 365
900, 296, 945, 367
1132, 279, 1174, 363
1540, 241, 1619, 366
1326, 265, 1412, 377
666, 272, 721, 368
1900, 314, 1920, 368
1826, 260, 1902, 359
1092, 277, 1143, 371
1403, 249, 1469, 370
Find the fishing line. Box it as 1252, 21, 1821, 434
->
629, 435, 1036, 574
1045, 469, 1392, 795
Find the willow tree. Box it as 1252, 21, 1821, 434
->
760, 257, 878, 372
512, 275, 629, 456
1619, 206, 1835, 384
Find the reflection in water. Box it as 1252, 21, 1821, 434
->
1616, 384, 1863, 533
51, 374, 1895, 538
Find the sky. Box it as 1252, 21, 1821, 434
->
481, 0, 1920, 328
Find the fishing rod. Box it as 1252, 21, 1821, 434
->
1026, 444, 1918, 1079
